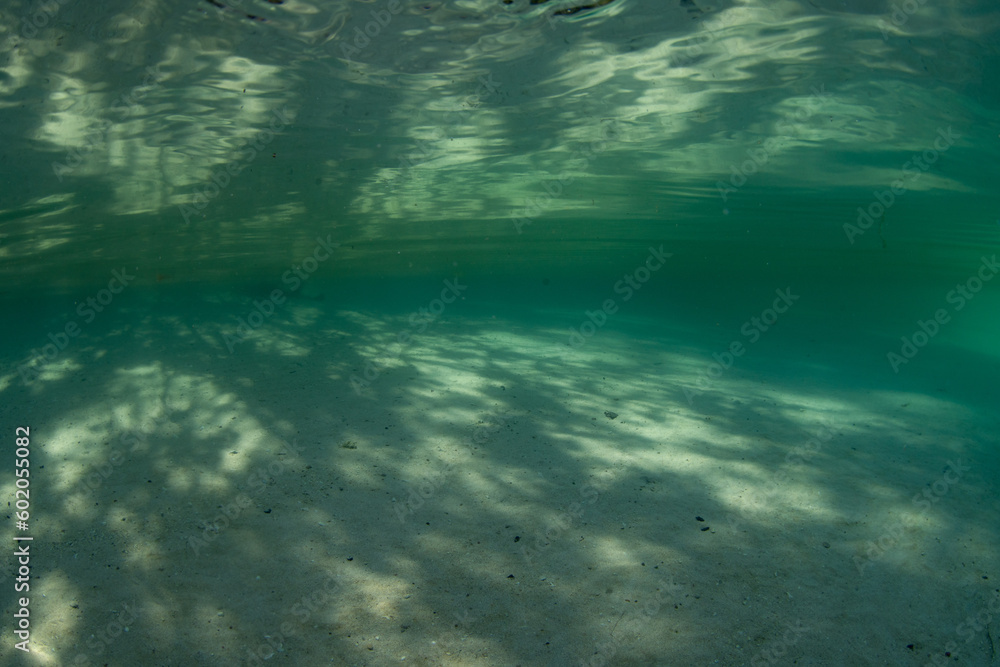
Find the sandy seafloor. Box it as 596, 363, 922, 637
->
2, 278, 999, 667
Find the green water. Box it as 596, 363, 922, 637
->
2, 0, 999, 665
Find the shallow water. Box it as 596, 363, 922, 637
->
2, 1, 999, 665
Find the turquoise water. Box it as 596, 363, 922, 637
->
2, 1, 999, 665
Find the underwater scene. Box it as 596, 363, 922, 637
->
1, 0, 999, 665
